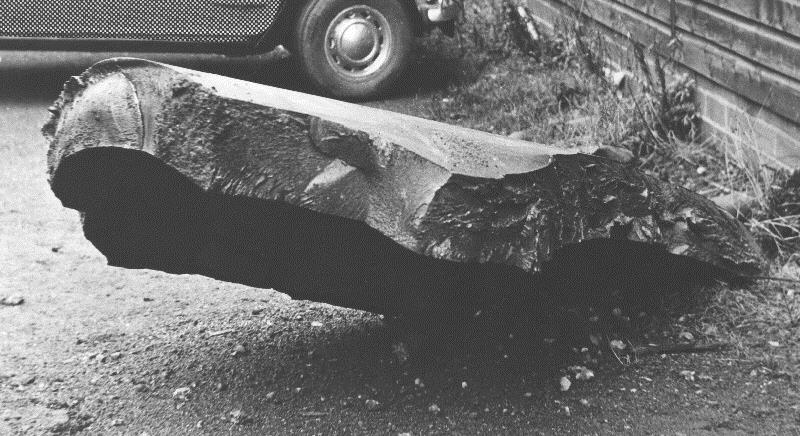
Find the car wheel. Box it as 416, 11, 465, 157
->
292, 0, 414, 100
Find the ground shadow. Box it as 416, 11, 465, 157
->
52, 147, 728, 374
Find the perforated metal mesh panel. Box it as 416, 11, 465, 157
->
0, 0, 284, 43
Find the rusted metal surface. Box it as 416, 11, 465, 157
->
46, 59, 765, 317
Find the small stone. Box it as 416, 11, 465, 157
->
0, 294, 24, 306
768, 341, 781, 348
427, 404, 441, 415
563, 406, 571, 416
696, 166, 707, 175
523, 392, 533, 398
110, 419, 125, 426
47, 410, 70, 431
265, 391, 276, 401
133, 384, 148, 393
414, 378, 424, 388
569, 366, 595, 381
679, 332, 695, 342
679, 370, 695, 382
310, 321, 323, 327
2, 410, 22, 421
365, 399, 381, 411
609, 340, 626, 351
16, 374, 36, 386
109, 352, 123, 360
172, 387, 191, 401
559, 376, 571, 392
229, 409, 251, 425
232, 344, 248, 356
579, 399, 589, 406
461, 381, 468, 389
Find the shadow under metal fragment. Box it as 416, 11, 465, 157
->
51, 146, 727, 327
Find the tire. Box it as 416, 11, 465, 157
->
292, 0, 414, 100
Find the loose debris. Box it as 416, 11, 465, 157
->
569, 366, 595, 381
628, 342, 731, 358
559, 376, 571, 392
364, 399, 381, 411
47, 410, 71, 432
609, 340, 626, 351
229, 410, 251, 425
13, 374, 36, 386
299, 411, 328, 418
0, 294, 24, 306
172, 387, 191, 402
231, 344, 248, 357
206, 329, 236, 338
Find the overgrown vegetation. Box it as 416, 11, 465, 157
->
416, 0, 800, 376
421, 0, 799, 262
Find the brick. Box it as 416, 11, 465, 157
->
700, 89, 728, 128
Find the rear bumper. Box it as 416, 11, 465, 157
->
416, 0, 459, 23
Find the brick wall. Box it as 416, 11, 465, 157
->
526, 0, 800, 169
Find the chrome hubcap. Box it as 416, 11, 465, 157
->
325, 6, 390, 77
